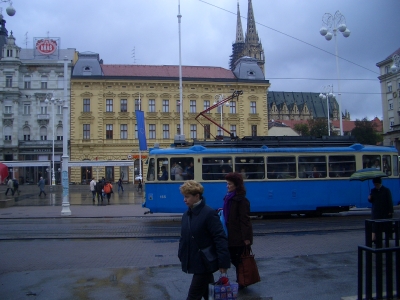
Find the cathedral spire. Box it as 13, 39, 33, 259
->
235, 1, 244, 43
245, 0, 259, 44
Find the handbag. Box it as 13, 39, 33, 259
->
208, 274, 238, 300
237, 246, 260, 287
187, 216, 219, 273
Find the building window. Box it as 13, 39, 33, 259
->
83, 124, 90, 140
24, 104, 31, 115
5, 76, 12, 87
149, 99, 155, 112
4, 135, 12, 140
389, 118, 394, 130
83, 99, 90, 112
120, 124, 128, 139
176, 100, 181, 112
229, 101, 236, 114
40, 106, 48, 114
135, 99, 140, 111
250, 101, 256, 114
4, 105, 12, 113
387, 83, 392, 93
106, 124, 113, 139
230, 125, 237, 137
6, 49, 12, 57
120, 99, 127, 112
106, 99, 113, 112
41, 76, 48, 89
385, 66, 390, 74
190, 124, 197, 139
135, 124, 138, 139
190, 100, 196, 113
24, 135, 30, 141
251, 125, 257, 136
57, 105, 63, 114
389, 100, 393, 110
24, 76, 31, 89
40, 135, 47, 141
204, 100, 210, 113
149, 124, 156, 139
204, 124, 210, 139
163, 124, 170, 139
162, 100, 169, 112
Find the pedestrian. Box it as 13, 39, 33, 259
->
222, 172, 253, 289
103, 180, 113, 204
368, 177, 394, 243
90, 177, 97, 203
5, 177, 14, 196
95, 179, 104, 205
137, 179, 143, 192
117, 178, 124, 192
13, 178, 20, 195
37, 177, 47, 197
178, 180, 230, 300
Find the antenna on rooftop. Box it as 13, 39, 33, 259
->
24, 31, 28, 48
131, 47, 136, 64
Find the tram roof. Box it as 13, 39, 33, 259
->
149, 144, 397, 156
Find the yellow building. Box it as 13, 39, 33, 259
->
70, 53, 270, 183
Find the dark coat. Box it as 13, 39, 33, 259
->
95, 181, 104, 193
178, 199, 230, 274
368, 185, 394, 219
226, 194, 253, 247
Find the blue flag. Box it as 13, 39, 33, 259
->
135, 110, 147, 151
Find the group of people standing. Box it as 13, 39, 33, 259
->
89, 177, 113, 205
5, 177, 20, 196
178, 172, 253, 299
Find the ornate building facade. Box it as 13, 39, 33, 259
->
0, 27, 76, 184
70, 53, 269, 183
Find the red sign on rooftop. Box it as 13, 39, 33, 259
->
36, 39, 58, 55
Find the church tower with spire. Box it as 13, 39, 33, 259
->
230, 0, 265, 73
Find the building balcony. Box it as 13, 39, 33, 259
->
37, 114, 50, 120
3, 113, 13, 119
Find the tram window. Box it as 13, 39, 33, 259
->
234, 157, 265, 179
298, 156, 326, 178
363, 155, 381, 169
392, 155, 398, 176
382, 155, 391, 175
267, 156, 296, 179
147, 158, 156, 181
202, 157, 232, 180
170, 157, 194, 181
328, 155, 356, 178
156, 158, 169, 181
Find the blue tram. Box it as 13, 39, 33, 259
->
142, 137, 399, 215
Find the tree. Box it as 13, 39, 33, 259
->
351, 117, 383, 145
308, 118, 332, 137
294, 123, 310, 136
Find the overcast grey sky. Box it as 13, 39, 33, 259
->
2, 0, 399, 120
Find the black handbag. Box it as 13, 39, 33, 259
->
188, 216, 219, 273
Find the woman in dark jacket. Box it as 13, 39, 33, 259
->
223, 172, 253, 286
178, 180, 230, 300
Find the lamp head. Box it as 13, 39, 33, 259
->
319, 27, 328, 36
324, 32, 333, 41
342, 28, 350, 38
338, 23, 347, 32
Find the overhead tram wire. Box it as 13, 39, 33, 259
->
198, 0, 380, 75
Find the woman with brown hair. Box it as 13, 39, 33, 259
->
223, 172, 253, 287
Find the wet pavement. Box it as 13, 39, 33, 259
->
0, 184, 399, 299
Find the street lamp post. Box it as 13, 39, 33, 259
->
319, 85, 336, 136
319, 10, 350, 136
45, 93, 63, 187
213, 94, 229, 136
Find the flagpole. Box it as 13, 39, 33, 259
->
139, 92, 142, 181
